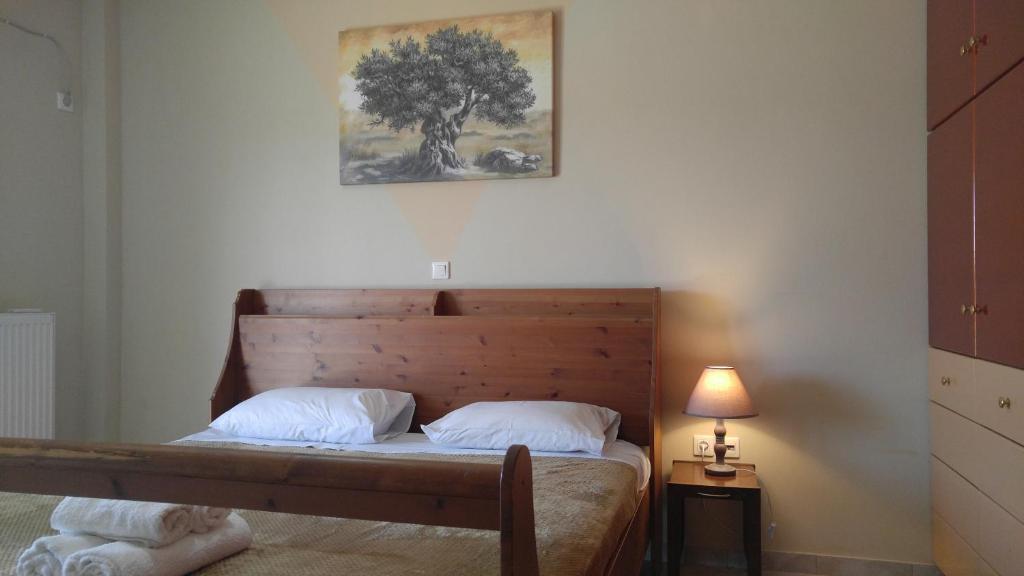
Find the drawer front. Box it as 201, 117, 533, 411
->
932, 402, 1024, 524
969, 425, 1024, 526
933, 455, 1024, 576
932, 456, 980, 548
929, 348, 976, 417
933, 511, 997, 576
977, 494, 1024, 576
974, 359, 1024, 446
931, 402, 982, 474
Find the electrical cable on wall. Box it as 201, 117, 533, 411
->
0, 14, 74, 111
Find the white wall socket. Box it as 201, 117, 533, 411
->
692, 435, 740, 459
431, 261, 450, 280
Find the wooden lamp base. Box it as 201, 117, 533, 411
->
704, 462, 737, 477
704, 418, 736, 477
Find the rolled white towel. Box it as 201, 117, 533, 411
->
15, 534, 109, 576
63, 513, 252, 576
188, 506, 231, 534
51, 498, 193, 548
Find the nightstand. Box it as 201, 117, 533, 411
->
666, 460, 761, 576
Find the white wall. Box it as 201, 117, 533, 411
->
115, 0, 929, 563
0, 0, 85, 439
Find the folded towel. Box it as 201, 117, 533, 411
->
189, 506, 230, 534
15, 534, 109, 576
51, 498, 194, 548
63, 513, 251, 576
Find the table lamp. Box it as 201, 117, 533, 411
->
685, 366, 758, 477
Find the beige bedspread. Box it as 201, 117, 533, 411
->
0, 441, 641, 575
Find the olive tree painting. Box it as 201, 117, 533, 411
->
338, 11, 554, 185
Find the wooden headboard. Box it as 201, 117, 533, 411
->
212, 288, 660, 446
211, 287, 662, 565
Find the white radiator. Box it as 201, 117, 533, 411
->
0, 312, 55, 438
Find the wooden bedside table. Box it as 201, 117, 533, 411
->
666, 460, 761, 576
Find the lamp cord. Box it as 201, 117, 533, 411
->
736, 468, 777, 541
0, 14, 72, 92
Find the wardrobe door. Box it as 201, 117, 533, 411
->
975, 0, 1024, 93
928, 105, 975, 356
975, 63, 1024, 369
928, 0, 974, 129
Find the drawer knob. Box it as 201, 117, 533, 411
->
940, 376, 952, 386
998, 397, 1012, 409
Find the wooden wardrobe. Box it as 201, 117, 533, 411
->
927, 2, 1024, 575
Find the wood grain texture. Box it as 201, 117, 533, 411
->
438, 289, 657, 318
975, 0, 1024, 95
500, 445, 539, 576
0, 438, 503, 530
255, 289, 439, 316
927, 105, 975, 357
649, 288, 662, 573
210, 287, 660, 573
974, 63, 1024, 369
236, 315, 655, 445
3, 288, 660, 576
210, 289, 258, 420
927, 0, 974, 130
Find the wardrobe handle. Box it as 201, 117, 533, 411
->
961, 304, 975, 315
961, 35, 987, 56
998, 397, 1012, 409
974, 304, 988, 315
941, 376, 952, 387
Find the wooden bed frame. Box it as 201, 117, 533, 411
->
0, 288, 661, 576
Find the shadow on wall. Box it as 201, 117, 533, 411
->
657, 290, 889, 554
660, 289, 744, 439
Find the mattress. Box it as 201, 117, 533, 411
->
0, 439, 645, 575
181, 429, 652, 491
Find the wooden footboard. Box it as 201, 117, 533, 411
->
209, 287, 663, 571
0, 439, 540, 576
0, 288, 659, 575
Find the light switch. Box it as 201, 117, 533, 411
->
431, 261, 450, 280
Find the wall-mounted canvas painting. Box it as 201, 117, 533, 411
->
339, 11, 554, 185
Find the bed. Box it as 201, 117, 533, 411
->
0, 288, 662, 576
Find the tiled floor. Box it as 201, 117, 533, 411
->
673, 564, 940, 576
677, 568, 814, 576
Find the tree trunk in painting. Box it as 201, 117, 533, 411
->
411, 112, 466, 176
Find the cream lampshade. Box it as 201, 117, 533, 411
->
685, 366, 757, 477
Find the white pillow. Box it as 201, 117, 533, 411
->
421, 401, 621, 456
210, 387, 415, 444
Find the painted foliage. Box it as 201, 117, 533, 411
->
339, 11, 554, 185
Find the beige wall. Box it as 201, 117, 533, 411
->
0, 0, 85, 438
81, 0, 122, 441
116, 0, 929, 563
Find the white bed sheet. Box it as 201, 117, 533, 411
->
178, 429, 651, 491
